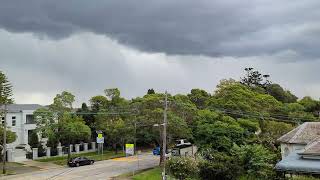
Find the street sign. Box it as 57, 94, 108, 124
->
96, 137, 104, 143
97, 133, 104, 144
98, 133, 103, 138
125, 144, 134, 156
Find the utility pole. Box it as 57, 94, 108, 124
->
3, 103, 7, 174
133, 121, 138, 176
162, 91, 168, 180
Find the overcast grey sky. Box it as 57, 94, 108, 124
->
0, 0, 320, 106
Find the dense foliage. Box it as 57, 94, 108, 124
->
34, 91, 91, 148
0, 71, 16, 163
30, 68, 320, 179
166, 157, 199, 180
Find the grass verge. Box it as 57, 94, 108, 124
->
131, 167, 162, 180
0, 162, 25, 175
36, 151, 125, 166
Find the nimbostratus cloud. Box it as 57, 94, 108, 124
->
0, 29, 320, 105
0, 1, 320, 105
0, 0, 319, 57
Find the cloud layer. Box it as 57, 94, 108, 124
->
1, 29, 320, 106
1, 0, 319, 57
0, 1, 320, 105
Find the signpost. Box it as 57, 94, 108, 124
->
96, 134, 104, 144
125, 144, 134, 156
96, 131, 104, 160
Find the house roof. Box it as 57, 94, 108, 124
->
278, 122, 320, 145
276, 150, 320, 174
298, 137, 320, 156
0, 104, 44, 112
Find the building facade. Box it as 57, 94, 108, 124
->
1, 104, 43, 162
276, 122, 320, 175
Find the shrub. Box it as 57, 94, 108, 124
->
166, 157, 199, 180
198, 150, 242, 180
232, 144, 276, 179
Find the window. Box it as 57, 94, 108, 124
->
26, 115, 35, 124
12, 116, 16, 126
1, 117, 4, 125
284, 147, 290, 157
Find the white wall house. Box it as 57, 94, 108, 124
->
276, 122, 320, 175
277, 122, 320, 159
1, 104, 43, 162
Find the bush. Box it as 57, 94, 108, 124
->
198, 150, 242, 180
29, 131, 40, 148
26, 152, 33, 159
232, 144, 276, 179
166, 157, 199, 180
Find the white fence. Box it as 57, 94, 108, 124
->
32, 142, 97, 160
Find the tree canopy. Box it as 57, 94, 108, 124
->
27, 67, 320, 179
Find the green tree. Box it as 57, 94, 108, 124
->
187, 89, 210, 109
171, 94, 197, 125
77, 103, 95, 129
0, 71, 15, 170
259, 120, 294, 151
28, 131, 40, 148
198, 149, 242, 180
0, 127, 16, 145
90, 95, 109, 112
147, 88, 155, 94
209, 79, 282, 114
232, 144, 276, 179
104, 88, 129, 110
241, 68, 270, 88
104, 88, 121, 100
0, 71, 13, 104
34, 92, 91, 148
299, 96, 319, 113
49, 91, 75, 114
266, 84, 297, 103
33, 108, 56, 138
194, 115, 245, 152
237, 118, 259, 134
0, 127, 16, 161
58, 114, 91, 145
95, 114, 132, 153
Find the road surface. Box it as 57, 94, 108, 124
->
2, 153, 159, 180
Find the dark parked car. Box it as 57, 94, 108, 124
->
68, 157, 94, 167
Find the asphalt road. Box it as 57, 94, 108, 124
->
2, 153, 159, 180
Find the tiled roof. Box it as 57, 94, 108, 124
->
0, 104, 44, 112
278, 122, 320, 145
298, 138, 320, 156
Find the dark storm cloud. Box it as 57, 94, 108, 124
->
1, 30, 320, 106
1, 0, 319, 57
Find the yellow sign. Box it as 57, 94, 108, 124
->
126, 144, 134, 148
125, 144, 134, 155
98, 134, 103, 138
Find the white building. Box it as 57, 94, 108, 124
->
277, 122, 320, 159
276, 122, 320, 175
1, 104, 43, 162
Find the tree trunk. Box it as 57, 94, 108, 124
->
113, 143, 117, 154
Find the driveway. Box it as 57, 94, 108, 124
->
2, 153, 159, 180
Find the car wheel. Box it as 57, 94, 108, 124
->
76, 163, 80, 167
90, 161, 94, 165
